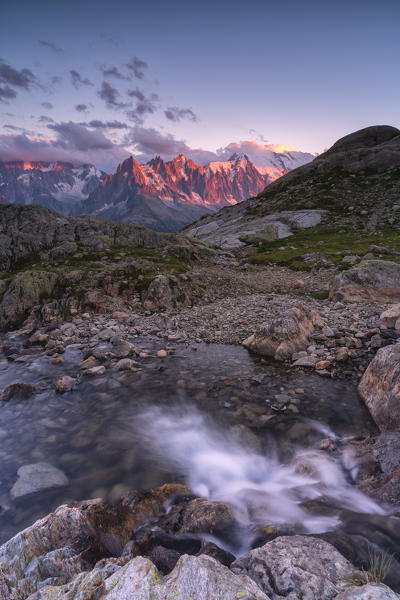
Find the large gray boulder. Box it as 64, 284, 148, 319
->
335, 584, 400, 599
358, 344, 400, 431
243, 307, 314, 361
28, 554, 270, 600
232, 535, 355, 600
330, 260, 400, 303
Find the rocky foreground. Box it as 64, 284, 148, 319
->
1, 483, 399, 600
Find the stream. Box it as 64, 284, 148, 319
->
0, 335, 399, 586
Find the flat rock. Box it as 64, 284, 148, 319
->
10, 462, 69, 500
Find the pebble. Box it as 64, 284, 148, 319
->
157, 349, 167, 358
55, 376, 76, 393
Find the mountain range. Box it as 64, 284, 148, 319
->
0, 145, 314, 231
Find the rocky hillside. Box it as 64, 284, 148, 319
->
0, 161, 105, 214
0, 204, 210, 329
184, 125, 400, 249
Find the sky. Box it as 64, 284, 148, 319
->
1, 0, 399, 172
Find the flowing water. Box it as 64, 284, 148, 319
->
0, 335, 399, 576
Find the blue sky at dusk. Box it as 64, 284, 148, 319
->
1, 0, 399, 171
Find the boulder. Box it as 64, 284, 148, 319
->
335, 583, 400, 599
0, 382, 36, 401
178, 498, 237, 537
10, 462, 69, 500
330, 260, 400, 303
232, 535, 355, 599
379, 304, 400, 329
30, 554, 270, 600
142, 274, 193, 312
243, 307, 314, 361
358, 344, 400, 431
0, 270, 58, 328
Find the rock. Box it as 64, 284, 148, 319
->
243, 307, 314, 361
157, 349, 167, 358
98, 328, 114, 341
111, 337, 133, 358
232, 535, 355, 600
142, 274, 193, 312
315, 360, 331, 370
30, 554, 270, 599
51, 356, 64, 365
336, 584, 400, 599
115, 358, 138, 371
380, 304, 400, 329
0, 270, 58, 328
86, 365, 106, 376
55, 376, 76, 393
292, 279, 305, 289
322, 325, 335, 337
179, 498, 237, 538
336, 347, 349, 361
0, 382, 36, 401
370, 333, 383, 348
10, 462, 69, 499
292, 355, 318, 367
373, 432, 400, 474
358, 344, 400, 431
330, 260, 400, 303
80, 356, 98, 369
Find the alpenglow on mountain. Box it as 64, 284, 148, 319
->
0, 146, 314, 231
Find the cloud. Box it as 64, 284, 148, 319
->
124, 126, 216, 164
126, 88, 158, 124
39, 40, 64, 54
0, 123, 128, 171
70, 70, 93, 88
75, 103, 89, 113
0, 86, 17, 102
38, 115, 54, 123
0, 59, 38, 91
100, 65, 129, 80
125, 56, 148, 79
86, 119, 128, 129
41, 101, 53, 109
51, 76, 62, 86
98, 81, 127, 109
164, 106, 198, 123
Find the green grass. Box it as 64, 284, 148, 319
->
344, 550, 393, 587
249, 225, 400, 271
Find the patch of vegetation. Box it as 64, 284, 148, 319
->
344, 550, 393, 586
249, 225, 400, 271
311, 290, 330, 300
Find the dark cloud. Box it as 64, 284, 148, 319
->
3, 124, 26, 131
86, 119, 128, 129
126, 89, 158, 124
125, 56, 148, 79
98, 81, 127, 109
127, 87, 145, 101
38, 115, 54, 123
70, 70, 93, 88
0, 125, 128, 171
101, 65, 129, 80
51, 76, 62, 85
39, 40, 64, 54
75, 103, 89, 113
0, 86, 17, 102
164, 106, 198, 123
0, 59, 38, 90
41, 101, 54, 110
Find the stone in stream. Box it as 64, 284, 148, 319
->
0, 382, 36, 401
10, 462, 69, 500
243, 307, 314, 361
373, 432, 400, 474
358, 343, 400, 431
55, 376, 76, 393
